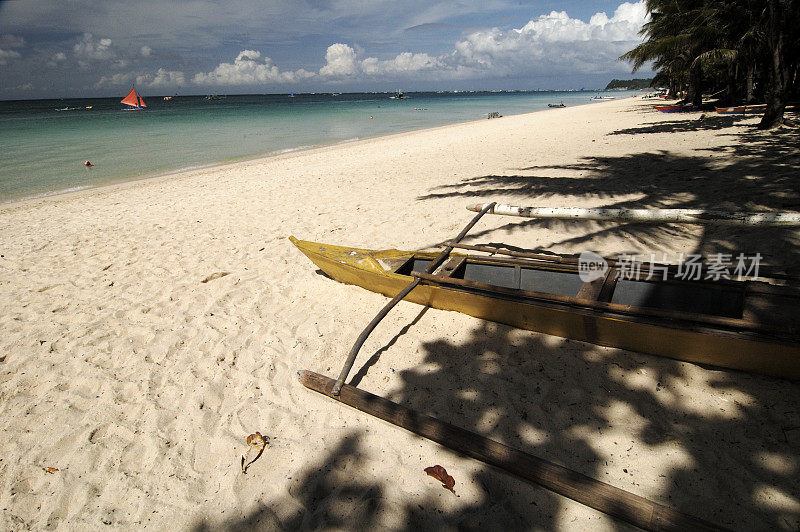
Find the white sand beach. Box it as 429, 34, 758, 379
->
1, 97, 799, 530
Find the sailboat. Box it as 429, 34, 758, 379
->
121, 86, 147, 111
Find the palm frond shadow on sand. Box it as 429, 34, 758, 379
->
196, 116, 800, 531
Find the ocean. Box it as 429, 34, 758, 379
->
0, 90, 640, 203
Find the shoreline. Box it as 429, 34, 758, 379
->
0, 95, 634, 208
1, 95, 797, 530
0, 88, 634, 104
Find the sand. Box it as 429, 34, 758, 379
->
1, 97, 799, 530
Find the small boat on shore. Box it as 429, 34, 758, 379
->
121, 86, 146, 111
292, 203, 738, 530
548, 101, 566, 108
715, 104, 766, 114
291, 236, 800, 379
654, 104, 697, 113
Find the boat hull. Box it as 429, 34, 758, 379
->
715, 105, 766, 114
654, 105, 697, 113
290, 237, 800, 379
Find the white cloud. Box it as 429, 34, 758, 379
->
0, 48, 21, 65
96, 72, 135, 87
0, 1, 653, 99
314, 2, 648, 82
319, 43, 444, 79
516, 2, 647, 42
73, 33, 115, 68
449, 1, 648, 76
197, 44, 443, 86
319, 43, 359, 78
194, 50, 315, 85
123, 1, 650, 91
0, 33, 24, 65
359, 51, 442, 76
1, 34, 25, 48
46, 51, 67, 67
137, 68, 185, 88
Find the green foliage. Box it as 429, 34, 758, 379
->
605, 78, 654, 90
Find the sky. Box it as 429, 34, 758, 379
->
0, 0, 654, 99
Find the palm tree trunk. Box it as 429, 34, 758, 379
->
759, 0, 789, 129
668, 80, 678, 99
687, 63, 703, 107
727, 62, 738, 105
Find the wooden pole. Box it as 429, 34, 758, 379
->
439, 240, 613, 265
467, 203, 800, 227
299, 370, 724, 532
330, 202, 496, 396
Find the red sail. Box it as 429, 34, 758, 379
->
121, 87, 147, 108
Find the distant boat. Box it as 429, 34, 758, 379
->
590, 95, 615, 101
163, 96, 173, 101
289, 91, 295, 98
121, 86, 146, 111
390, 90, 405, 99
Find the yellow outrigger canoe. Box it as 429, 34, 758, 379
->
290, 236, 800, 379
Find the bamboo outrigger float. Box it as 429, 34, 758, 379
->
466, 203, 800, 227
292, 203, 800, 530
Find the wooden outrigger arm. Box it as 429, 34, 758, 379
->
329, 202, 496, 396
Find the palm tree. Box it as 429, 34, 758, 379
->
621, 0, 714, 107
620, 1, 679, 92
621, 0, 798, 128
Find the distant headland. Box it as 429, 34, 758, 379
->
604, 78, 653, 90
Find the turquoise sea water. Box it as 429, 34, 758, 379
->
0, 90, 640, 202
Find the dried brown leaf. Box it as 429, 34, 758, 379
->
201, 272, 230, 283
247, 432, 266, 450
424, 465, 455, 494
242, 432, 268, 474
